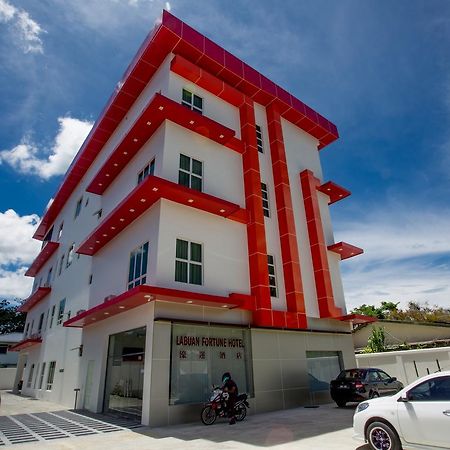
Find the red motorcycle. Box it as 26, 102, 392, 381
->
201, 386, 249, 425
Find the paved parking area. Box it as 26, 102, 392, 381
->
0, 391, 369, 449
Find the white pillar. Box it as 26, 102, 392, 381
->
12, 353, 27, 393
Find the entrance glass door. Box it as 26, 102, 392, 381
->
104, 326, 146, 419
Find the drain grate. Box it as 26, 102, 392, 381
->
0, 416, 39, 445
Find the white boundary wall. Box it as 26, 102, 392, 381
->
356, 346, 450, 385
0, 368, 16, 390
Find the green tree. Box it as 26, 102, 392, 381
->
364, 326, 386, 353
0, 299, 25, 334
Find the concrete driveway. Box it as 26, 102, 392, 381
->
1, 391, 369, 449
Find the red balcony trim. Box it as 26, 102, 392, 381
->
63, 285, 255, 328
9, 336, 42, 352
317, 181, 351, 205
338, 314, 377, 324
33, 11, 338, 241
328, 242, 364, 260
78, 175, 247, 256
86, 93, 239, 195
18, 286, 51, 313
25, 242, 60, 277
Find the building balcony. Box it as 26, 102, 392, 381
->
86, 93, 242, 196
18, 285, 52, 313
77, 175, 247, 256
317, 181, 351, 205
25, 241, 60, 277
8, 334, 42, 352
328, 242, 364, 260
63, 284, 254, 328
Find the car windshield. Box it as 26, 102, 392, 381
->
337, 369, 366, 380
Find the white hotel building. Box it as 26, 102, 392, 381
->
11, 11, 369, 425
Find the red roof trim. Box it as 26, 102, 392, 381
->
77, 175, 247, 256
328, 242, 364, 260
86, 93, 239, 195
9, 336, 42, 352
18, 286, 52, 313
317, 181, 351, 205
25, 242, 60, 277
64, 284, 254, 328
33, 10, 338, 241
338, 314, 377, 324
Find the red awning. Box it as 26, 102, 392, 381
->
25, 242, 60, 277
328, 242, 364, 260
63, 285, 254, 328
19, 286, 52, 313
338, 314, 377, 324
9, 336, 42, 352
317, 181, 351, 205
77, 175, 247, 256
87, 93, 240, 195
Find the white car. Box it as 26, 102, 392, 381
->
353, 371, 450, 449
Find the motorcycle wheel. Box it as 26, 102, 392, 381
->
201, 406, 217, 425
235, 404, 247, 422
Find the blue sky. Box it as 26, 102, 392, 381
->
0, 0, 449, 310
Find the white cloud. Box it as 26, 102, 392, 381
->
335, 205, 450, 310
0, 209, 40, 299
0, 0, 45, 53
0, 116, 93, 179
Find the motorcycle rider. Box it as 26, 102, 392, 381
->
221, 372, 238, 425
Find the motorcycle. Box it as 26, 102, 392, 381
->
201, 385, 250, 425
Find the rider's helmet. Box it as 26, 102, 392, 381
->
222, 372, 231, 383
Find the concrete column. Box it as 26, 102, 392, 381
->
12, 353, 27, 394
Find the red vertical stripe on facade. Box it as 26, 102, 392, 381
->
300, 169, 342, 318
266, 103, 307, 328
239, 98, 272, 326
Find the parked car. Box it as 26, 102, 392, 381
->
353, 371, 450, 450
330, 368, 404, 407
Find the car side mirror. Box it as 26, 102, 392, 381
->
397, 393, 409, 403
390, 377, 397, 382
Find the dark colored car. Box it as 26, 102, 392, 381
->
330, 368, 404, 407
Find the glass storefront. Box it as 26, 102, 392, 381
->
104, 326, 146, 418
169, 323, 254, 404
306, 350, 343, 392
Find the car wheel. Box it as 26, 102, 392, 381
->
367, 421, 401, 450
336, 400, 346, 407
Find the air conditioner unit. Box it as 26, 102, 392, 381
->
104, 295, 116, 302
76, 309, 86, 316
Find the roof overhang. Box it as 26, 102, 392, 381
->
77, 175, 247, 256
33, 10, 338, 241
317, 181, 351, 205
338, 314, 377, 324
18, 286, 52, 313
328, 242, 364, 260
25, 242, 59, 277
63, 285, 254, 328
8, 336, 42, 352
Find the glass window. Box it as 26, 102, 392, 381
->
45, 267, 53, 286
267, 254, 277, 297
256, 125, 263, 153
37, 312, 44, 334
0, 345, 7, 354
25, 322, 30, 336
26, 363, 35, 388
408, 376, 450, 401
33, 363, 39, 389
38, 362, 46, 389
261, 183, 270, 217
66, 243, 75, 268
57, 299, 66, 325
93, 209, 102, 220
74, 197, 83, 219
43, 226, 54, 245
378, 371, 392, 382
49, 305, 55, 328
58, 254, 65, 276
178, 154, 203, 192
57, 222, 63, 240
175, 239, 202, 285
46, 361, 56, 390
170, 323, 254, 405
137, 159, 155, 185
182, 88, 203, 114
127, 242, 149, 290
307, 351, 343, 392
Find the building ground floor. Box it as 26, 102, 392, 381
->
14, 302, 356, 426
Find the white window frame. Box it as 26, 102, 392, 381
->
49, 305, 55, 328
182, 88, 203, 114
26, 363, 35, 388
175, 238, 203, 286
38, 362, 46, 390
268, 254, 278, 298
46, 361, 56, 391
57, 299, 66, 325
137, 158, 155, 185
178, 154, 203, 192
57, 222, 63, 241
127, 242, 149, 290
256, 124, 264, 153
66, 243, 75, 268
261, 182, 270, 217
